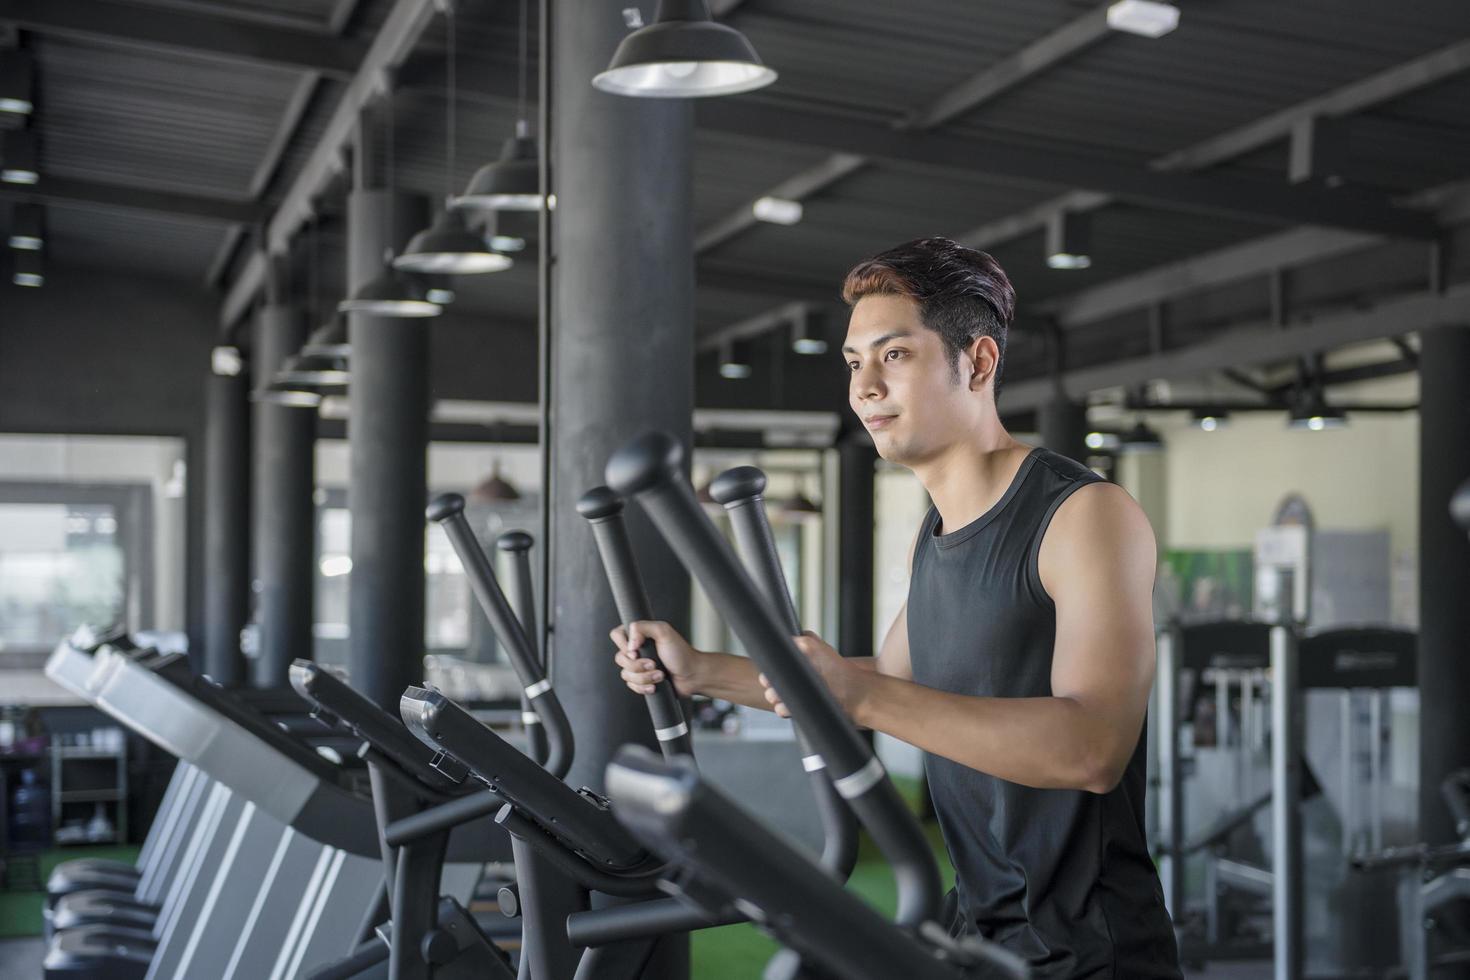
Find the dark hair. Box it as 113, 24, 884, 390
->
841, 237, 1016, 396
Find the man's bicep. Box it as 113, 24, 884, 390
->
875, 602, 913, 680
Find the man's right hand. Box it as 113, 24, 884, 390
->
611, 620, 702, 699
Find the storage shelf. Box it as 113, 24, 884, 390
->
57, 789, 124, 803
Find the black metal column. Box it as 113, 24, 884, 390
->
549, 15, 695, 974
1418, 325, 1470, 845
345, 186, 431, 710
547, 3, 694, 798
204, 346, 251, 685
251, 293, 315, 687
837, 438, 877, 660
1040, 395, 1089, 464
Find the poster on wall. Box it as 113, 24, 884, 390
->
1156, 549, 1254, 624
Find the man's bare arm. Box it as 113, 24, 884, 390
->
778, 483, 1157, 793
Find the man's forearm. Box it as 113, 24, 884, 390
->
689, 650, 768, 709
852, 671, 1131, 793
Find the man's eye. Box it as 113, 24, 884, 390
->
885, 349, 905, 361
847, 361, 860, 372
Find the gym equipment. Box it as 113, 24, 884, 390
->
430, 493, 664, 980
495, 529, 550, 764
707, 466, 860, 882
39, 637, 448, 980
426, 494, 573, 779
1353, 769, 1470, 978
576, 486, 693, 759
289, 660, 516, 980
601, 430, 1027, 979
1156, 621, 1421, 978
1155, 622, 1282, 962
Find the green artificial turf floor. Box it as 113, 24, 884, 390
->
1, 845, 141, 938
690, 775, 953, 978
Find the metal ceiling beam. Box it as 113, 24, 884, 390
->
694, 153, 864, 254
1154, 36, 1470, 173
1035, 227, 1380, 326
1031, 179, 1470, 328
204, 72, 319, 287
203, 0, 362, 289
0, 0, 366, 77
955, 37, 1470, 257
1000, 283, 1470, 412
695, 100, 1436, 239
695, 2, 1129, 259
220, 0, 441, 329
697, 300, 822, 351
900, 5, 1114, 130
697, 264, 838, 305
0, 175, 259, 224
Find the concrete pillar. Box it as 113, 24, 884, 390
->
547, 2, 694, 794
250, 297, 315, 687
203, 346, 251, 685
1418, 325, 1470, 844
837, 438, 877, 660
345, 186, 431, 711
547, 10, 695, 974
1040, 394, 1089, 464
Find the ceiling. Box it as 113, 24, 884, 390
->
2, 0, 1468, 408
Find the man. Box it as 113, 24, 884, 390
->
612, 238, 1181, 977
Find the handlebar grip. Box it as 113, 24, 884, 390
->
496, 530, 550, 766
426, 493, 574, 779
578, 486, 693, 760
709, 465, 858, 878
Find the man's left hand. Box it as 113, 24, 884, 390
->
759, 631, 862, 719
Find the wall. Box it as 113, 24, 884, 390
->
0, 269, 216, 648
1141, 382, 1419, 625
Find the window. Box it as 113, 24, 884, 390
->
0, 484, 152, 668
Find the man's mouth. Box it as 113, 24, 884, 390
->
864, 414, 897, 430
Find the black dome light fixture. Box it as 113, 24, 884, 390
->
8, 202, 43, 250
1192, 408, 1230, 432
254, 381, 324, 410
593, 0, 777, 99
1287, 388, 1347, 431
718, 338, 752, 379
340, 257, 444, 317
341, 77, 444, 318
395, 208, 511, 274
1119, 418, 1165, 453
454, 0, 543, 211
2, 129, 40, 184
301, 313, 350, 360
397, 0, 512, 274
0, 49, 35, 116
1286, 356, 1348, 431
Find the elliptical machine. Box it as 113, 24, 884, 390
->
600, 431, 1029, 980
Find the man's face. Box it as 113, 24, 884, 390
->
843, 293, 977, 466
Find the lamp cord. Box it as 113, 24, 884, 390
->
446, 1, 457, 202
516, 0, 528, 126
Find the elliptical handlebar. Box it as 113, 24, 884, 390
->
707, 466, 802, 633
605, 431, 941, 929
426, 493, 574, 780
708, 465, 860, 880
1442, 768, 1470, 842
577, 486, 694, 760
495, 529, 552, 767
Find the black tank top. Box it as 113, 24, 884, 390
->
908, 447, 1180, 979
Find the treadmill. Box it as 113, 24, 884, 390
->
43, 640, 507, 980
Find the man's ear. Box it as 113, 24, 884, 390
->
968, 336, 998, 392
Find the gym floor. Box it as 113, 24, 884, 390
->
0, 934, 1272, 979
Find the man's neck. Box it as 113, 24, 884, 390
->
911, 420, 1029, 534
